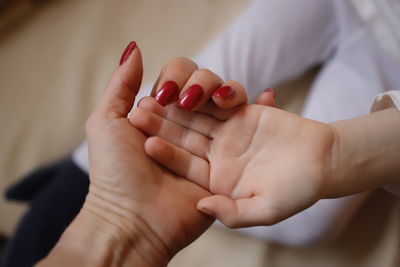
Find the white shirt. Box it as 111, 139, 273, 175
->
352, 0, 400, 61
371, 90, 400, 195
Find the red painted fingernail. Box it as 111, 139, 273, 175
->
179, 84, 203, 110
264, 88, 276, 98
213, 85, 234, 99
155, 81, 179, 106
119, 41, 137, 66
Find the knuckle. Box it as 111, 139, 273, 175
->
163, 57, 198, 74
193, 68, 216, 79
227, 80, 245, 92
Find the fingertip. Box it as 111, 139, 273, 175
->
197, 198, 216, 217
197, 195, 239, 228
264, 88, 276, 98
211, 85, 236, 109
144, 136, 175, 165
212, 85, 235, 100
136, 96, 148, 108
117, 42, 143, 91
144, 136, 164, 155
137, 96, 166, 117
155, 80, 180, 106
99, 42, 143, 119
119, 41, 137, 66
129, 108, 158, 135
151, 57, 198, 100
212, 81, 247, 109
255, 89, 276, 107
128, 107, 144, 125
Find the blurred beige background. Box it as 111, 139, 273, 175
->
0, 0, 399, 266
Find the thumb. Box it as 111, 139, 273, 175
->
197, 195, 281, 228
97, 41, 143, 119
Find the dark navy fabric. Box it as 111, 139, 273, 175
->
1, 158, 89, 267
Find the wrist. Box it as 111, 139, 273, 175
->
327, 108, 400, 197
325, 121, 356, 198
38, 191, 169, 267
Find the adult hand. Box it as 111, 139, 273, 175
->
38, 42, 213, 267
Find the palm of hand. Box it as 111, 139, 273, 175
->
132, 100, 335, 227
207, 105, 335, 225
86, 117, 212, 256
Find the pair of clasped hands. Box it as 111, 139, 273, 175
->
39, 43, 400, 266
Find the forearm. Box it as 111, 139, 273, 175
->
37, 195, 169, 267
328, 107, 400, 197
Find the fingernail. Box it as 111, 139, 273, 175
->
264, 88, 276, 98
179, 84, 203, 110
119, 41, 137, 66
155, 81, 179, 106
213, 85, 234, 99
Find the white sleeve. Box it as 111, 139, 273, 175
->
370, 90, 400, 112
370, 90, 400, 195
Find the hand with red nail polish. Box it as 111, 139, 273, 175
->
40, 44, 214, 267
150, 57, 253, 116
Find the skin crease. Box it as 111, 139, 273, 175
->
131, 100, 335, 228
85, 113, 213, 256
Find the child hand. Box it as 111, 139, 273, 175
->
130, 98, 335, 228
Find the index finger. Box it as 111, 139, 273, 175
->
151, 57, 198, 106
